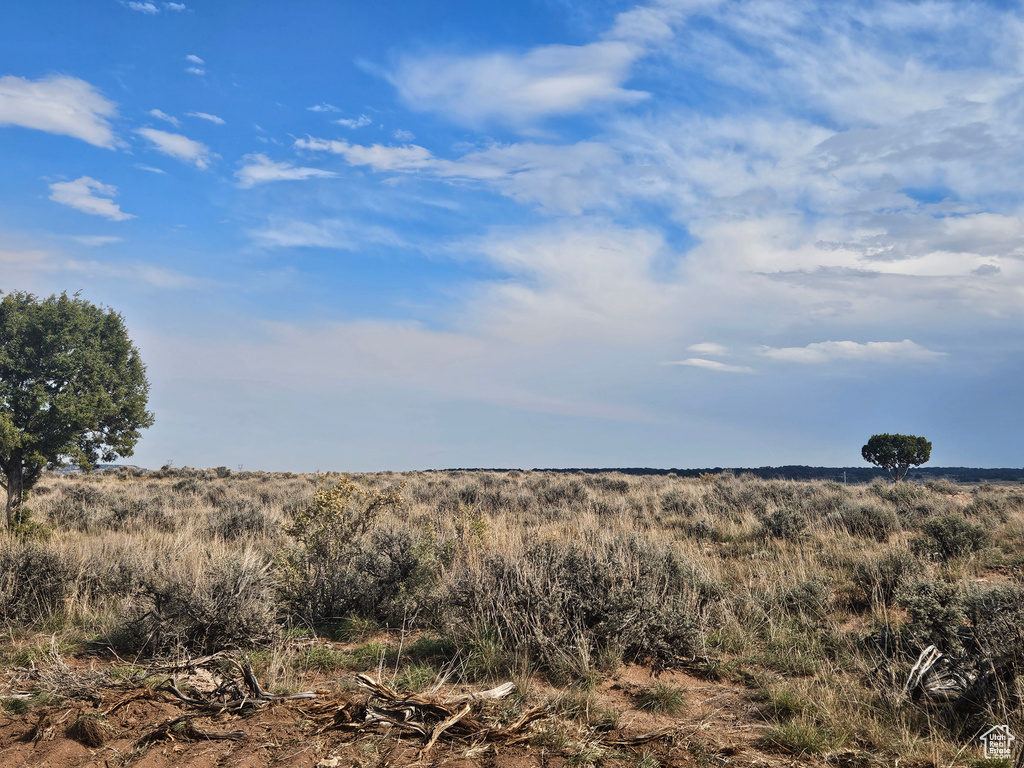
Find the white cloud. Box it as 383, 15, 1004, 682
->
249, 218, 404, 250
664, 358, 756, 373
0, 75, 120, 149
148, 108, 179, 126
135, 163, 167, 174
48, 177, 135, 221
135, 127, 214, 168
165, 2, 186, 10
126, 2, 159, 14
688, 342, 728, 356
235, 154, 337, 188
187, 111, 225, 125
71, 235, 123, 246
334, 114, 371, 129
295, 137, 434, 170
307, 102, 340, 112
392, 128, 415, 141
184, 57, 206, 76
295, 136, 622, 213
759, 340, 945, 364
390, 40, 648, 127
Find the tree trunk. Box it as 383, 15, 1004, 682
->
4, 469, 24, 528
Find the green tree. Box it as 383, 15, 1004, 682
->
0, 292, 154, 526
861, 433, 931, 483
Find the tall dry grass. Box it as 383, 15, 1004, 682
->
2, 466, 1022, 763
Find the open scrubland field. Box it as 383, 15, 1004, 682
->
0, 469, 1021, 768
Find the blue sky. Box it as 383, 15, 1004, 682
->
3, 0, 1024, 470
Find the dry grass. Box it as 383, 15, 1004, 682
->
2, 467, 1023, 765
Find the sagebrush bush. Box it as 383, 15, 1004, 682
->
758, 508, 808, 541
113, 552, 278, 655
912, 514, 990, 561
835, 503, 900, 541
0, 540, 77, 624
444, 538, 717, 674
278, 478, 434, 625
850, 548, 920, 608
896, 579, 967, 651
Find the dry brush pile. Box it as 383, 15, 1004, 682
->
1, 466, 1023, 764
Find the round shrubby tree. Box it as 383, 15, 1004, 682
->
862, 433, 931, 483
0, 292, 154, 526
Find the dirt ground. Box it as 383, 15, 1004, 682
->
0, 650, 818, 768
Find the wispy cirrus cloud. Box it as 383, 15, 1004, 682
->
0, 75, 120, 148
184, 54, 205, 75
294, 136, 621, 213
48, 177, 135, 221
235, 154, 337, 188
334, 114, 371, 129
664, 358, 755, 373
125, 2, 159, 14
71, 235, 123, 246
135, 127, 214, 168
759, 340, 945, 364
147, 108, 179, 126
249, 218, 404, 250
307, 102, 340, 113
390, 41, 648, 128
187, 111, 224, 125
688, 342, 729, 356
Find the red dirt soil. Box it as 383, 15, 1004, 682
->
0, 657, 820, 768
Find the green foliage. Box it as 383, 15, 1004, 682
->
861, 433, 932, 483
896, 579, 967, 651
0, 291, 153, 525
912, 514, 990, 561
279, 478, 431, 625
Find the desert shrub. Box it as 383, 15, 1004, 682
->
777, 578, 831, 620
278, 478, 443, 626
963, 489, 1024, 523
835, 503, 900, 541
965, 585, 1024, 673
444, 538, 717, 673
850, 548, 921, 608
870, 479, 926, 505
208, 499, 278, 540
896, 579, 967, 651
678, 518, 723, 541
0, 541, 78, 624
114, 553, 278, 656
539, 479, 590, 508
911, 515, 990, 561
584, 476, 630, 494
172, 476, 203, 495
925, 479, 961, 496
758, 508, 808, 541
660, 490, 696, 516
